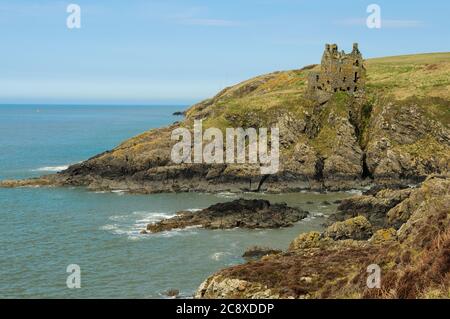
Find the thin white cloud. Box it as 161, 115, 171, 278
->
336, 18, 423, 28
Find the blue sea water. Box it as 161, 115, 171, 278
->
0, 104, 352, 298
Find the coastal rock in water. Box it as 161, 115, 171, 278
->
324, 216, 373, 240
362, 183, 410, 196
0, 174, 62, 188
162, 289, 180, 298
146, 199, 308, 232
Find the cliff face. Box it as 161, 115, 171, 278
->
195, 175, 450, 299
1, 53, 449, 192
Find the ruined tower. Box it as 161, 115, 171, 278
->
308, 43, 366, 102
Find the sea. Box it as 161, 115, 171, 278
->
0, 104, 356, 298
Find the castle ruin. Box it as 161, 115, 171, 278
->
308, 43, 366, 101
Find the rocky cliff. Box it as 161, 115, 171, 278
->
1, 53, 449, 192
195, 174, 450, 299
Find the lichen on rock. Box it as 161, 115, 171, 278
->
369, 228, 397, 244
324, 216, 373, 241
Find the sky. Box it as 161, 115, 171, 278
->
0, 0, 448, 105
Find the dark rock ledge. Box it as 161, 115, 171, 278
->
143, 199, 308, 233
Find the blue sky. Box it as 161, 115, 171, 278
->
0, 0, 448, 104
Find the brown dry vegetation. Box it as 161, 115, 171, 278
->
196, 176, 450, 299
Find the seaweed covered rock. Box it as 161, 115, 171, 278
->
146, 199, 308, 232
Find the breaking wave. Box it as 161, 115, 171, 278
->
99, 211, 192, 240
32, 165, 69, 172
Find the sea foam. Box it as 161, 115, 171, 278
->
32, 165, 69, 172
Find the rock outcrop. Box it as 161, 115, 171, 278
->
195, 175, 450, 299
145, 199, 308, 233
369, 228, 397, 244
329, 187, 414, 228
323, 216, 373, 240
242, 246, 282, 261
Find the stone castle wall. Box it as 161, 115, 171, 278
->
308, 43, 366, 101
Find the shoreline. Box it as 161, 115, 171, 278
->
0, 171, 424, 195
